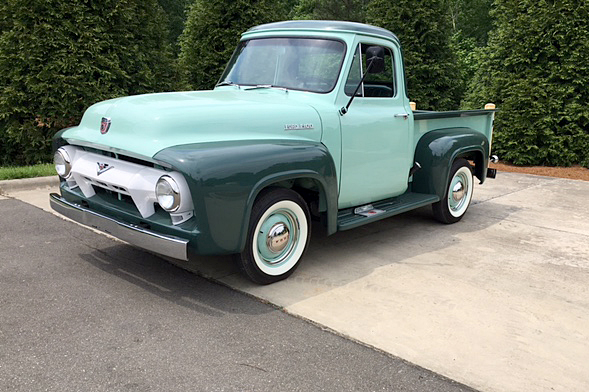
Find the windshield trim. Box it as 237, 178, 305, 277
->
217, 36, 348, 95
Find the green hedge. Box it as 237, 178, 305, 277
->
178, 0, 293, 91
464, 0, 589, 167
366, 0, 463, 110
0, 0, 177, 166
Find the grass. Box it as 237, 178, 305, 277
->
0, 163, 55, 181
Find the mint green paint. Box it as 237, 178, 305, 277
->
333, 35, 414, 208
413, 110, 495, 152
62, 89, 324, 159
448, 171, 469, 211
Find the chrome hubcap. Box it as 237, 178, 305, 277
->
257, 209, 299, 266
452, 181, 465, 202
448, 169, 471, 213
266, 223, 290, 253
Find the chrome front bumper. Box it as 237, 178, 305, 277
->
49, 193, 189, 260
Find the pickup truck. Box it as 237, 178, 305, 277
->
50, 21, 497, 284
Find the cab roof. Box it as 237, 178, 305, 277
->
246, 20, 399, 43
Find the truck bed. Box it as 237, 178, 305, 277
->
413, 109, 496, 150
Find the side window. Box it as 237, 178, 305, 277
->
344, 45, 362, 96
344, 43, 395, 98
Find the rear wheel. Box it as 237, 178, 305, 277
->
432, 158, 474, 224
238, 188, 310, 284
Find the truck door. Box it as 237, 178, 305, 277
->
337, 42, 413, 209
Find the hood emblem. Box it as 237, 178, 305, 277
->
97, 162, 114, 176
100, 117, 111, 134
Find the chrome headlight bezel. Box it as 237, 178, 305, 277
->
155, 175, 181, 212
54, 148, 72, 179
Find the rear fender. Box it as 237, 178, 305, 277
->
412, 128, 490, 198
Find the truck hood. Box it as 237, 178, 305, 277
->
62, 89, 323, 159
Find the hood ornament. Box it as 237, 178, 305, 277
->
97, 162, 114, 176
100, 117, 111, 134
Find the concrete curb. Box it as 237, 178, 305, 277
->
0, 176, 59, 195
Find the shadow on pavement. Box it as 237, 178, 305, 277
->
79, 245, 270, 317
77, 191, 517, 309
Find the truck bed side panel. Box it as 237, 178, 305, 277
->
413, 110, 495, 152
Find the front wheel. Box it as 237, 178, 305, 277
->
238, 188, 311, 284
432, 158, 474, 224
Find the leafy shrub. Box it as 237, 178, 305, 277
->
292, 0, 367, 22
366, 0, 463, 110
464, 0, 589, 167
0, 0, 177, 165
178, 0, 293, 91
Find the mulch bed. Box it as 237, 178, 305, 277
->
490, 162, 589, 182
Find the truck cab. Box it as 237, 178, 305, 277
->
220, 22, 415, 208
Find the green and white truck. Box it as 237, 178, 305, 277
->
50, 21, 497, 284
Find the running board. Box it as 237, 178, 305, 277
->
337, 192, 440, 231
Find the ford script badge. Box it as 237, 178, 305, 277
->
97, 162, 114, 176
284, 123, 314, 130
100, 117, 111, 134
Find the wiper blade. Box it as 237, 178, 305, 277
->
244, 84, 272, 90
244, 84, 287, 92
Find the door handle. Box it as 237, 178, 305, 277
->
394, 113, 409, 120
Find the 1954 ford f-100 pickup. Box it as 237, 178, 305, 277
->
50, 21, 497, 284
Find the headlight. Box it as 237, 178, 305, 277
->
156, 175, 181, 212
54, 148, 72, 178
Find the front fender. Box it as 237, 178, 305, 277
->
412, 128, 490, 198
154, 140, 338, 255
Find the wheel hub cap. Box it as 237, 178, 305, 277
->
257, 209, 299, 265
452, 181, 465, 202
266, 223, 290, 253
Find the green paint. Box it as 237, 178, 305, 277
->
333, 35, 414, 208
256, 211, 296, 266
412, 128, 490, 198
154, 140, 338, 254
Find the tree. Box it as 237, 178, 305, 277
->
445, 0, 494, 96
178, 0, 292, 91
157, 0, 192, 54
0, 0, 177, 165
292, 0, 367, 22
365, 0, 463, 110
464, 0, 589, 167
446, 0, 494, 46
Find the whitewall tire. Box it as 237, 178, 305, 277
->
432, 158, 474, 224
238, 188, 310, 284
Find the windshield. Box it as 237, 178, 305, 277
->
219, 38, 346, 93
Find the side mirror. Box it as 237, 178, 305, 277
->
339, 45, 387, 116
366, 46, 385, 74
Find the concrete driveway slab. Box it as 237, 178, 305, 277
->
7, 172, 589, 392
219, 173, 589, 392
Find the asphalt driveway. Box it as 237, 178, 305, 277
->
0, 197, 473, 392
